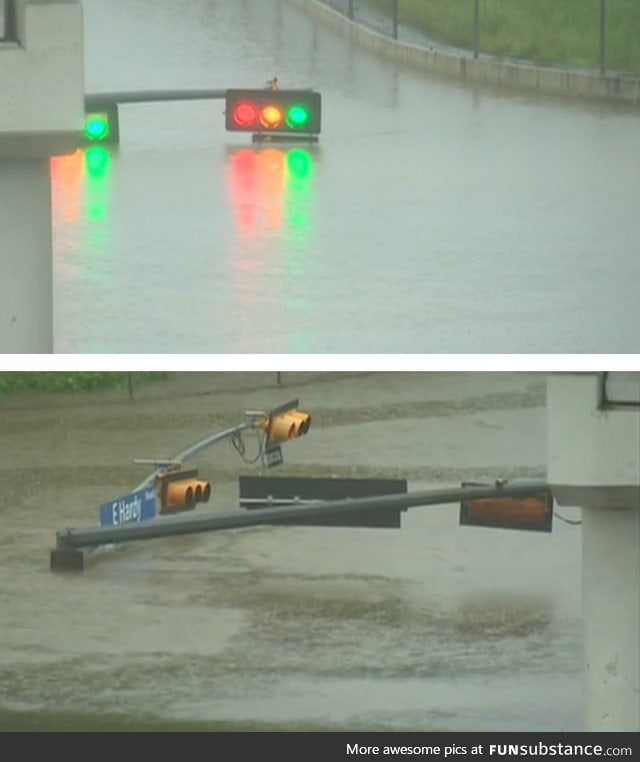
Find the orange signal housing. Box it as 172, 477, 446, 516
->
156, 469, 211, 515
460, 492, 553, 532
268, 410, 311, 445
286, 410, 311, 435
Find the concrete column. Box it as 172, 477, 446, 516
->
0, 159, 53, 351
548, 372, 640, 732
0, 0, 84, 353
582, 503, 639, 730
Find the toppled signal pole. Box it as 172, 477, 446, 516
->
50, 399, 312, 570
52, 479, 552, 568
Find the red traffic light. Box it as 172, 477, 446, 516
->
225, 89, 321, 135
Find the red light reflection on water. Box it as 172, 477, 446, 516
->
50, 150, 84, 227
225, 148, 286, 241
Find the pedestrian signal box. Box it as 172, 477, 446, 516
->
225, 89, 321, 136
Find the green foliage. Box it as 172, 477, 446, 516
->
0, 372, 165, 395
366, 0, 640, 73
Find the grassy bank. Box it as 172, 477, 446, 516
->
0, 372, 165, 396
0, 707, 381, 732
365, 0, 640, 73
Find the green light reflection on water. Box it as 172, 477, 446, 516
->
83, 146, 111, 224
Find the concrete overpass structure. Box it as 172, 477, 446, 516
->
548, 372, 640, 732
0, 0, 84, 352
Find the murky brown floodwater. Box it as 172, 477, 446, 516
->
0, 372, 582, 731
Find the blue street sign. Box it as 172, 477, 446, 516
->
99, 487, 156, 527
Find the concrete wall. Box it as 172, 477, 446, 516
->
287, 0, 640, 107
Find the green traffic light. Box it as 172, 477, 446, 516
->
286, 104, 310, 130
84, 113, 110, 142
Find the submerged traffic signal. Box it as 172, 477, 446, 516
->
84, 112, 110, 142
83, 101, 120, 145
156, 469, 211, 515
225, 89, 321, 136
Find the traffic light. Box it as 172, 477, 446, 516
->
156, 469, 211, 515
225, 89, 321, 136
266, 409, 311, 447
84, 112, 110, 142
459, 489, 553, 532
83, 102, 120, 145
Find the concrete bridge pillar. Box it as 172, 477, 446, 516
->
0, 0, 84, 352
548, 372, 640, 732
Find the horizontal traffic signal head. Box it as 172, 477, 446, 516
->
285, 410, 311, 436
267, 409, 311, 446
459, 491, 553, 532
156, 469, 211, 515
225, 89, 321, 135
163, 478, 211, 513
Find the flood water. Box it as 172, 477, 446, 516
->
0, 372, 583, 731
50, 0, 640, 353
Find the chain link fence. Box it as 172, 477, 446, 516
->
317, 0, 639, 76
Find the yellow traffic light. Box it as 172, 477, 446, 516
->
267, 409, 311, 446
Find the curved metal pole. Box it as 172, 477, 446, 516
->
134, 421, 257, 491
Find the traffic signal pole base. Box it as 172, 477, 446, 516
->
50, 547, 86, 572
251, 133, 319, 144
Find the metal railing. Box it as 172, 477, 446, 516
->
319, 0, 636, 77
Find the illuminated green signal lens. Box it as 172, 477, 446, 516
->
84, 113, 110, 142
285, 104, 310, 130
